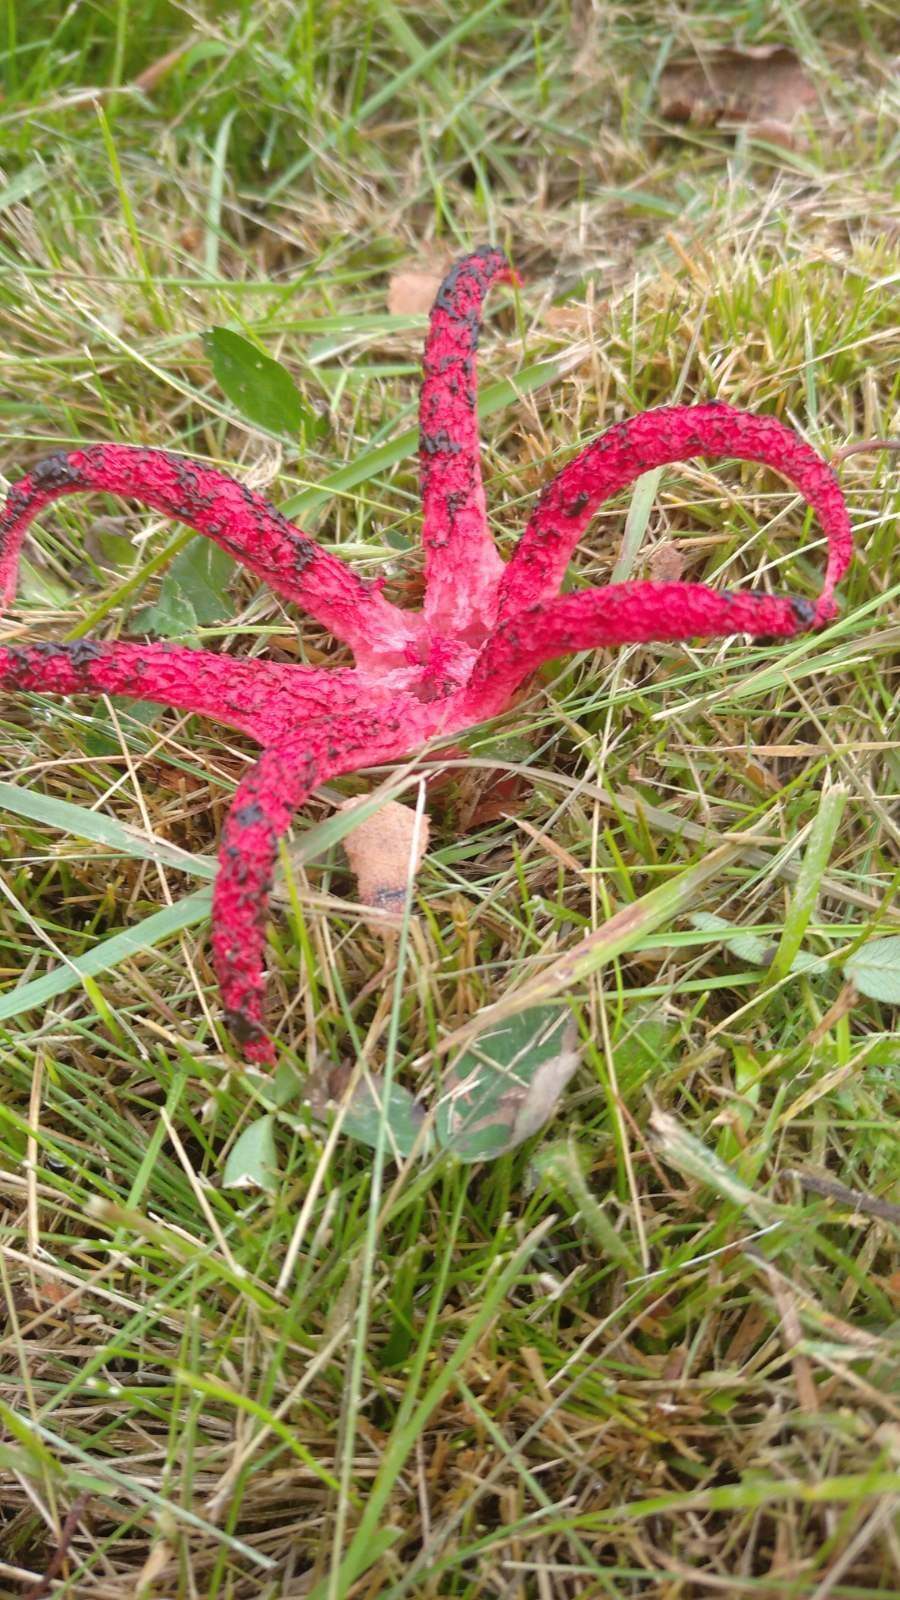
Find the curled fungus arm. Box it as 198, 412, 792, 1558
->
0, 638, 382, 744
0, 445, 416, 668
210, 697, 443, 1062
464, 582, 812, 720
496, 403, 853, 628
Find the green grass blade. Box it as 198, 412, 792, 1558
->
0, 779, 217, 879
611, 467, 664, 582
769, 784, 848, 980
433, 837, 754, 1058
0, 889, 213, 1022
309, 1216, 555, 1600
263, 0, 507, 200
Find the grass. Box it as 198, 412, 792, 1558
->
0, 1, 898, 1594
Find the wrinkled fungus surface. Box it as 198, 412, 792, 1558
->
0, 248, 852, 1062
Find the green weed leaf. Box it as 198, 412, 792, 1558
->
206, 326, 313, 441
223, 1114, 279, 1192
690, 912, 821, 974
436, 1006, 579, 1163
844, 937, 900, 1004
135, 585, 198, 640
339, 1076, 429, 1159
167, 540, 236, 624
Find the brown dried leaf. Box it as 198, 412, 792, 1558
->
658, 46, 817, 146
387, 271, 443, 316
543, 304, 592, 334
457, 769, 531, 829
648, 541, 686, 583
340, 797, 430, 922
134, 40, 193, 93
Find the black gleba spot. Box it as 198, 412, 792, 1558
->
31, 454, 82, 492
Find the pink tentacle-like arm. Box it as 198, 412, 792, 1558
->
497, 404, 853, 627
419, 247, 517, 640
211, 698, 445, 1063
464, 582, 814, 721
0, 447, 417, 668
0, 638, 379, 744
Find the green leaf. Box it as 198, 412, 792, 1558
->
135, 585, 199, 640
133, 532, 235, 638
82, 696, 162, 758
222, 1114, 279, 1192
339, 1076, 429, 1159
610, 1013, 674, 1090
0, 162, 51, 213
690, 913, 821, 974
436, 1006, 579, 1163
205, 326, 313, 441
844, 937, 900, 1005
167, 540, 236, 624
271, 1060, 304, 1109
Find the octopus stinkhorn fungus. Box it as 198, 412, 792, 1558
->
0, 247, 853, 1062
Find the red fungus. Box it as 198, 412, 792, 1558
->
0, 250, 853, 1063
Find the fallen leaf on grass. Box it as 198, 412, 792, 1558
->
456, 768, 532, 829
304, 1061, 430, 1159
436, 1006, 580, 1163
543, 304, 594, 334
648, 541, 686, 583
387, 270, 443, 316
340, 796, 430, 924
658, 46, 817, 147
222, 1114, 278, 1192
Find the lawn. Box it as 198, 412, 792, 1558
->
0, 2, 898, 1596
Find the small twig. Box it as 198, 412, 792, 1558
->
831, 437, 900, 465
25, 1494, 89, 1600
784, 1168, 900, 1225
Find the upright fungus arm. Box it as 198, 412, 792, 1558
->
419, 247, 516, 640
497, 403, 853, 626
211, 697, 443, 1063
0, 446, 417, 668
0, 638, 382, 744
464, 582, 813, 720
